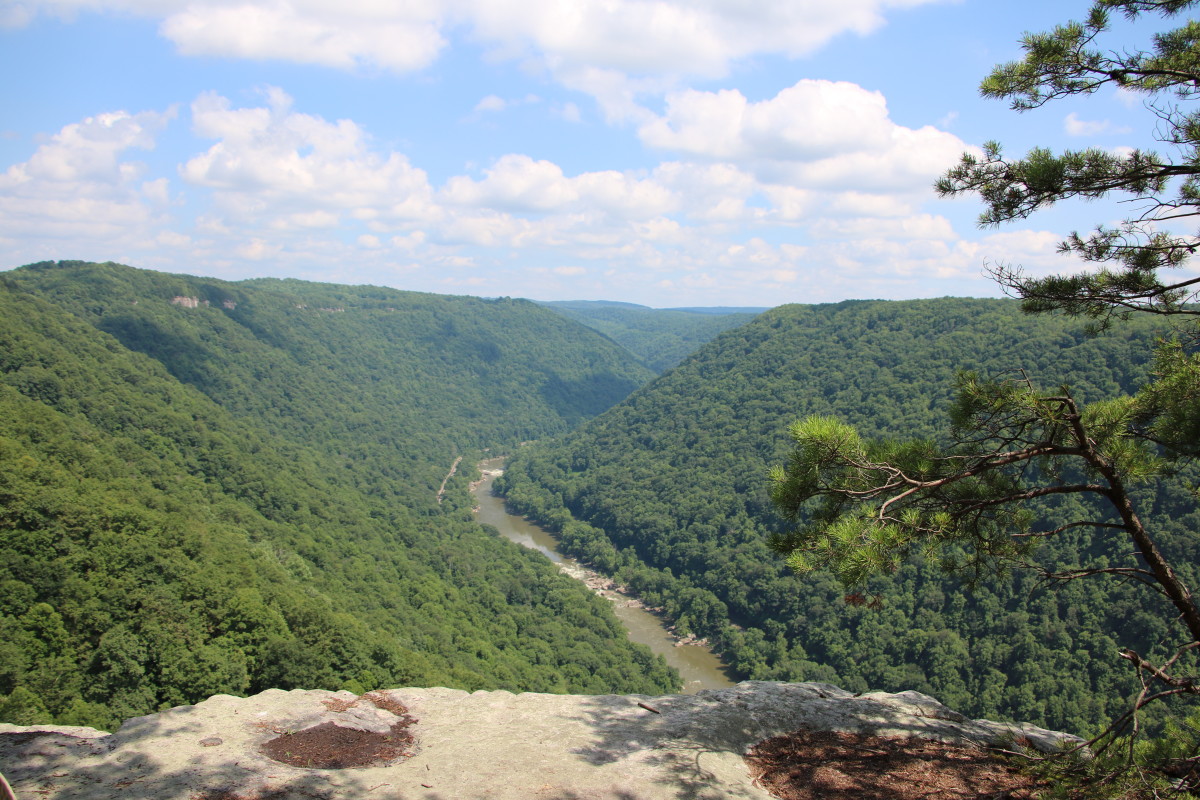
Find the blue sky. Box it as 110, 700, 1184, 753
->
0, 0, 1180, 306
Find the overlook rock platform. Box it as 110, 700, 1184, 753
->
0, 681, 1077, 800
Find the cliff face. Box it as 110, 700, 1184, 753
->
0, 682, 1076, 800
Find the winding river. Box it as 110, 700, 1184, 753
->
471, 458, 736, 694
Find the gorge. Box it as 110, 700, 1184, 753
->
0, 261, 1194, 746
472, 458, 734, 693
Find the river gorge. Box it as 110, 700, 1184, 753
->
471, 458, 735, 694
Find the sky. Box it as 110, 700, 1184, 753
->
0, 0, 1184, 307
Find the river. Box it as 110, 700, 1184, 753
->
471, 458, 736, 694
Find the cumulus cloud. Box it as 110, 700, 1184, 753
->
0, 77, 1020, 305
441, 154, 677, 218
0, 108, 176, 254
466, 0, 944, 79
811, 213, 957, 241
653, 161, 758, 221
1, 94, 969, 303
640, 80, 969, 193
11, 109, 170, 182
162, 2, 445, 72
6, 0, 945, 82
642, 81, 893, 159
976, 229, 1068, 274
181, 87, 437, 224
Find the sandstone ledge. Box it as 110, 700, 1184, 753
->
0, 681, 1078, 800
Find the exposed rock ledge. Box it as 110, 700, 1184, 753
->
0, 681, 1078, 800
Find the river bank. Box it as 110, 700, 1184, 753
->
473, 462, 710, 648
471, 459, 734, 693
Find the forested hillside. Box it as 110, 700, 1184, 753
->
496, 298, 1200, 735
539, 300, 764, 373
0, 261, 674, 731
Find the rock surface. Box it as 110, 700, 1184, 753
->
0, 682, 1078, 800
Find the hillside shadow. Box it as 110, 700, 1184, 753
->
539, 371, 643, 424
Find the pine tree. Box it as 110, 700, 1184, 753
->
771, 0, 1200, 764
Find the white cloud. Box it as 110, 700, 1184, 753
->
654, 162, 757, 221
467, 0, 945, 79
823, 191, 915, 218
160, 2, 445, 72
642, 81, 893, 160
5, 0, 946, 83
441, 154, 676, 218
156, 230, 192, 247
0, 3, 34, 27
475, 94, 507, 113
554, 67, 668, 124
0, 70, 1024, 306
574, 170, 677, 219
779, 124, 968, 192
390, 231, 427, 250
812, 213, 957, 241
438, 210, 536, 247
977, 229, 1067, 274
181, 88, 438, 223
640, 80, 970, 193
1064, 112, 1131, 137
1113, 87, 1142, 109
12, 109, 170, 182
0, 108, 176, 254
634, 217, 683, 243
160, 89, 987, 301
558, 102, 582, 123
235, 237, 283, 260
268, 210, 340, 230
442, 155, 579, 212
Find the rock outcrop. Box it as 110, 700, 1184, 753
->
0, 682, 1078, 800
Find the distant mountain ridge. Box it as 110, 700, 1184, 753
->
537, 299, 766, 373
541, 299, 769, 314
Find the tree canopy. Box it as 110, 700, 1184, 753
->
0, 262, 675, 731
497, 298, 1182, 735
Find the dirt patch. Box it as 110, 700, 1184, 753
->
361, 690, 411, 717
746, 728, 1046, 800
259, 698, 417, 771
260, 720, 415, 769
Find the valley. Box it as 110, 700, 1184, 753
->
0, 260, 1195, 743
0, 261, 676, 731
471, 458, 735, 693
494, 298, 1198, 735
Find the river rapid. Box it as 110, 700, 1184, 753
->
471, 458, 735, 694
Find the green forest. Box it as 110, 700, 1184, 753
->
5, 259, 1198, 744
495, 297, 1200, 736
538, 300, 763, 373
0, 260, 676, 731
